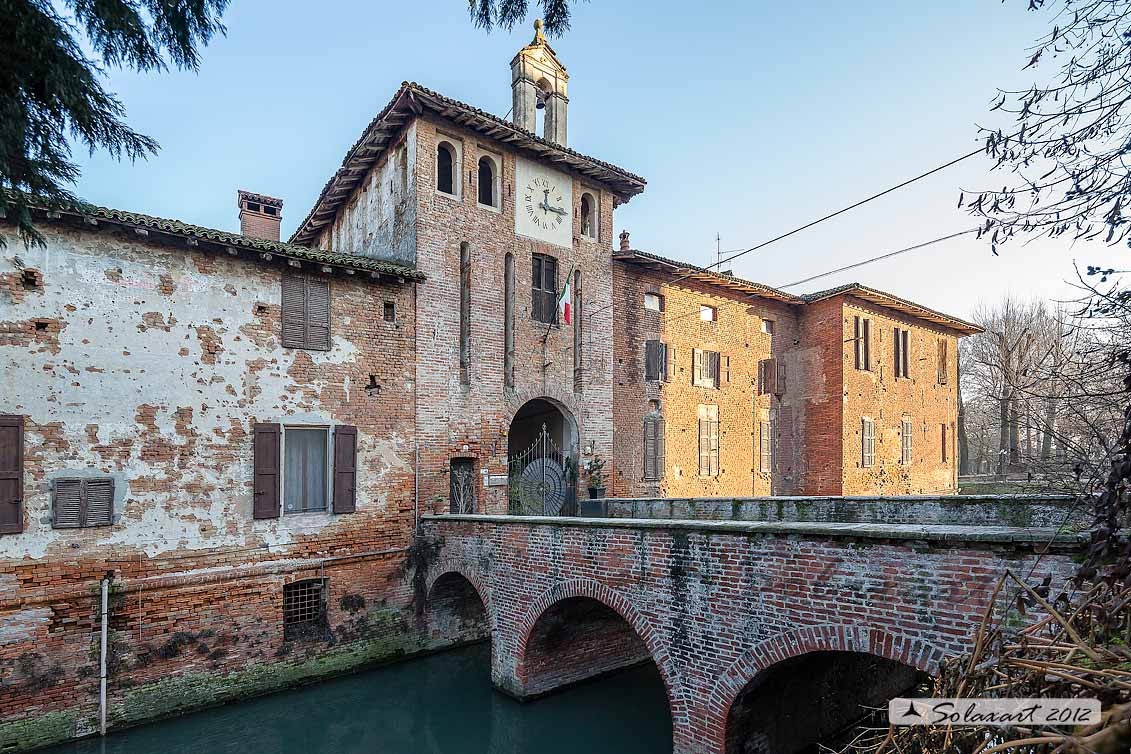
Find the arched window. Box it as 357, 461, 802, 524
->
477, 156, 497, 207
436, 142, 455, 195
580, 193, 597, 239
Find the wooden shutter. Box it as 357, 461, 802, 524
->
759, 422, 771, 472
531, 256, 542, 322
698, 418, 709, 475
332, 425, 357, 514
545, 257, 558, 324
720, 355, 730, 385
938, 339, 949, 384
709, 413, 720, 476
0, 415, 23, 534
643, 419, 657, 480
862, 318, 871, 370
774, 361, 787, 397
663, 343, 672, 380
645, 340, 661, 381
707, 351, 721, 388
692, 349, 703, 386
306, 277, 331, 351
656, 417, 665, 477
85, 479, 114, 526
52, 479, 84, 528
901, 330, 910, 378
893, 327, 902, 377
853, 317, 862, 369
253, 423, 281, 519
281, 274, 306, 349
941, 424, 948, 462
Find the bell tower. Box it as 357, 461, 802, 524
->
511, 19, 569, 146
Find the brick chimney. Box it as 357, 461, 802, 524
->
237, 190, 283, 241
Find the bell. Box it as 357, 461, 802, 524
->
535, 91, 547, 110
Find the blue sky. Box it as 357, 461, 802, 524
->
72, 0, 1128, 318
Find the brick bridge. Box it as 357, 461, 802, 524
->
416, 496, 1086, 754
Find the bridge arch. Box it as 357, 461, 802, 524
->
512, 579, 684, 719
707, 625, 943, 754
424, 561, 494, 647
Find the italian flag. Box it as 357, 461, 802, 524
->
558, 265, 574, 325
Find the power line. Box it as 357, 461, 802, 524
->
670, 146, 984, 285
777, 228, 978, 289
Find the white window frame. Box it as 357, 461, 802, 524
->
476, 151, 502, 211
435, 137, 463, 201
579, 191, 599, 240
644, 292, 664, 312
280, 424, 334, 515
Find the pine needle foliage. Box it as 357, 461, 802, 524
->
0, 0, 229, 248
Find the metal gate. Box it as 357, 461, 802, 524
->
449, 458, 477, 514
508, 424, 577, 516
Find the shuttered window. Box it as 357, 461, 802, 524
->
901, 419, 913, 465
698, 404, 720, 477
254, 424, 357, 519
643, 414, 665, 481
693, 349, 724, 388
531, 254, 558, 324
941, 424, 949, 463
281, 273, 331, 351
645, 340, 668, 382
759, 421, 772, 473
52, 478, 114, 528
937, 339, 949, 384
894, 328, 910, 378
861, 418, 876, 467
0, 415, 23, 534
853, 316, 872, 371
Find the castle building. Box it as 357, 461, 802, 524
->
0, 23, 979, 750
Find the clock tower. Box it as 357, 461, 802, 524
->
511, 19, 569, 145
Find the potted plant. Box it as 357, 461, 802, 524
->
586, 456, 607, 500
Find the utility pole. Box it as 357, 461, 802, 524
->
715, 232, 721, 271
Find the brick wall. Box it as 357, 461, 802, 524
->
0, 225, 427, 751
410, 116, 617, 515
421, 514, 1083, 754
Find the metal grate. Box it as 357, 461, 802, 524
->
283, 579, 326, 640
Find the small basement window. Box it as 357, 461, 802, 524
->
53, 478, 114, 528
383, 301, 396, 322
283, 579, 327, 641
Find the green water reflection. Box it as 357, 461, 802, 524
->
45, 643, 673, 754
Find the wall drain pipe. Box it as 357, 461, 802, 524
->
99, 572, 110, 737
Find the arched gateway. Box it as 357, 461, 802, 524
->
507, 398, 578, 516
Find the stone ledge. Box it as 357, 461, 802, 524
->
422, 514, 1090, 547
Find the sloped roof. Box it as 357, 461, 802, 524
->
289, 82, 647, 246
802, 282, 983, 334
16, 199, 423, 281
613, 248, 805, 304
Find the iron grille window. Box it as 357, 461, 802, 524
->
449, 458, 477, 514
52, 478, 113, 528
901, 419, 913, 465
861, 418, 876, 467
383, 301, 396, 322
531, 253, 558, 324
283, 579, 327, 641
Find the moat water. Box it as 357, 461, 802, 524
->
43, 643, 673, 754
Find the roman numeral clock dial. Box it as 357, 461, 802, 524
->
514, 158, 572, 247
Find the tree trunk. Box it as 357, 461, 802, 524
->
1009, 399, 1021, 467
958, 388, 971, 475
998, 393, 1010, 475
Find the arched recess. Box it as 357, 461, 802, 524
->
512, 580, 683, 719
708, 625, 942, 754
424, 565, 493, 648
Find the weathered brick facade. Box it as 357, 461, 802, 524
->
421, 513, 1083, 754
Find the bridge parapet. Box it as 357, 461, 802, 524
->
591, 494, 1085, 530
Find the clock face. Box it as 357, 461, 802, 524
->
514, 158, 572, 247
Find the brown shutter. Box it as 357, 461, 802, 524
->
862, 318, 871, 370
853, 317, 861, 369
333, 425, 357, 514
645, 341, 660, 381
775, 361, 787, 396
656, 417, 665, 477
720, 355, 730, 385
893, 327, 901, 377
306, 277, 331, 351
901, 330, 910, 378
281, 274, 306, 348
938, 339, 949, 384
663, 343, 672, 380
0, 416, 23, 534
85, 479, 114, 527
698, 418, 709, 475
253, 423, 281, 519
643, 419, 656, 479
52, 479, 84, 529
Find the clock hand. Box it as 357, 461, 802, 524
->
548, 205, 567, 216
